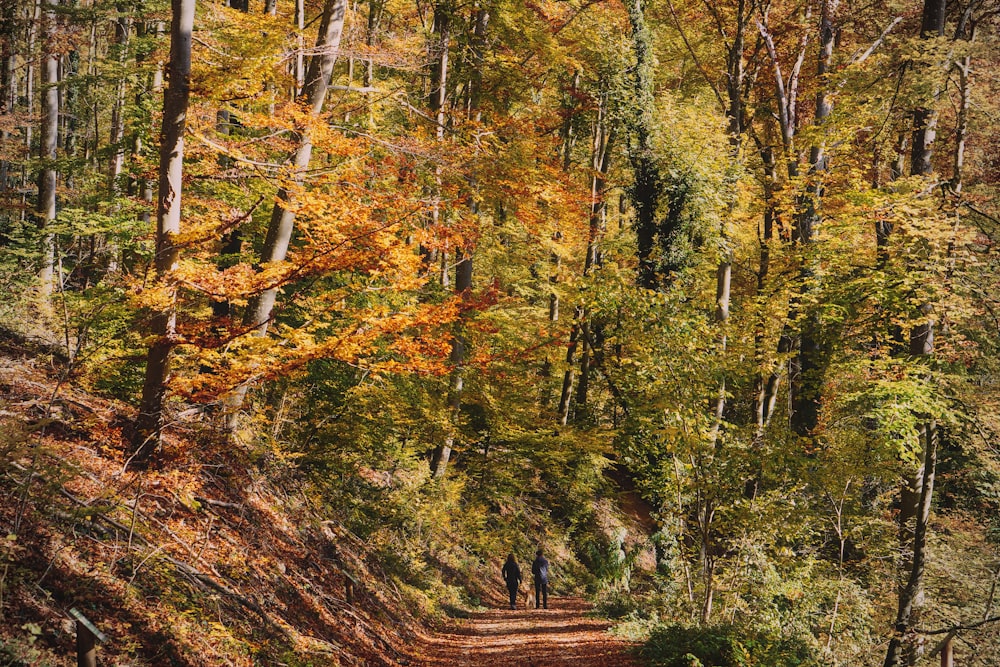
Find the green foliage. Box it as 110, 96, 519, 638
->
0, 622, 60, 667
640, 623, 820, 667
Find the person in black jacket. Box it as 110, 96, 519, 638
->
531, 548, 549, 609
501, 554, 522, 610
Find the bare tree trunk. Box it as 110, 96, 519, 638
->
426, 0, 453, 471
0, 0, 13, 204
428, 1, 449, 141
910, 0, 945, 177
130, 0, 196, 463
361, 0, 379, 123
884, 1, 948, 657
544, 70, 580, 387
430, 3, 485, 478
36, 0, 59, 296
294, 0, 305, 97
431, 248, 473, 478
243, 0, 345, 333
788, 0, 838, 438
107, 12, 128, 194
575, 320, 591, 411
575, 100, 614, 415
557, 307, 582, 425
224, 0, 347, 429
884, 422, 939, 667
24, 0, 40, 157
753, 146, 777, 435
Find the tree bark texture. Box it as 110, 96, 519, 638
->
36, 0, 59, 295
243, 0, 346, 335
910, 0, 946, 177
224, 0, 347, 429
430, 4, 486, 477
131, 0, 196, 462
430, 248, 473, 478
884, 422, 939, 667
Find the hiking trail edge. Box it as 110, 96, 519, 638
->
413, 597, 640, 666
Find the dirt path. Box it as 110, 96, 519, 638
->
413, 597, 641, 666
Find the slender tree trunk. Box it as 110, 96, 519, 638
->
430, 3, 485, 478
949, 8, 975, 194
102, 7, 132, 274
24, 0, 40, 158
910, 0, 945, 177
361, 0, 379, 123
431, 248, 473, 478
425, 0, 454, 470
884, 422, 939, 667
788, 0, 838, 438
575, 101, 614, 415
428, 2, 449, 141
0, 0, 14, 198
243, 0, 346, 333
105, 9, 129, 194
754, 146, 778, 435
127, 21, 165, 279
36, 0, 59, 296
884, 1, 947, 650
576, 319, 591, 411
295, 0, 305, 97
557, 307, 582, 425
545, 70, 580, 384
224, 0, 347, 429
130, 0, 196, 463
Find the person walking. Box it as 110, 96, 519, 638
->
501, 553, 522, 610
531, 548, 549, 609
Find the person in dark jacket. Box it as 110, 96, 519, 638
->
501, 554, 522, 610
531, 548, 549, 609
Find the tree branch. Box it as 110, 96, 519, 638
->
919, 615, 1000, 635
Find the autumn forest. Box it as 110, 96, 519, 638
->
1, 0, 999, 664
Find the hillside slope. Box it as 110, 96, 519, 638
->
0, 341, 443, 665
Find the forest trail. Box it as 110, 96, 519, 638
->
414, 597, 640, 666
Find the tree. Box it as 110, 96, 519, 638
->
224, 0, 348, 429
130, 0, 196, 463
35, 0, 58, 296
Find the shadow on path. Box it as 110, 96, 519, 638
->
414, 597, 640, 666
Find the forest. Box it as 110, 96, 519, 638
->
0, 0, 999, 664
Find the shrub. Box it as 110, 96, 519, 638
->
640, 623, 819, 667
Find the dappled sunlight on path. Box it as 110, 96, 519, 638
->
415, 597, 640, 666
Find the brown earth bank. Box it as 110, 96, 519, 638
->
413, 597, 640, 666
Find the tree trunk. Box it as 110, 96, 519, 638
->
224, 0, 347, 429
430, 4, 485, 477
884, 422, 939, 667
885, 0, 944, 628
36, 0, 59, 296
910, 0, 946, 177
103, 7, 132, 274
431, 248, 473, 478
294, 0, 305, 97
0, 0, 14, 197
576, 102, 614, 415
787, 0, 838, 438
558, 307, 582, 425
627, 0, 660, 289
243, 0, 346, 333
753, 146, 777, 435
131, 0, 196, 463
